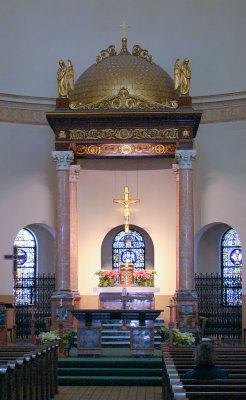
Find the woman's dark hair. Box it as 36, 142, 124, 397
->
194, 342, 216, 366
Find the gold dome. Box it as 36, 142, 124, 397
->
69, 41, 178, 110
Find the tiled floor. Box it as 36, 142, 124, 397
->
54, 386, 162, 400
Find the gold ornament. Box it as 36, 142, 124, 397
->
70, 143, 177, 157
69, 128, 178, 141
96, 45, 117, 64
132, 45, 153, 64
58, 130, 66, 139
173, 58, 191, 95
114, 186, 139, 233
57, 59, 75, 97
70, 87, 178, 110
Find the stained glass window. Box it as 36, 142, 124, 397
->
221, 228, 242, 306
13, 228, 37, 305
112, 229, 145, 273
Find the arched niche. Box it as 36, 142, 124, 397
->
101, 224, 154, 271
195, 222, 232, 274
25, 223, 56, 275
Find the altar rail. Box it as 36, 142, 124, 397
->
195, 273, 242, 339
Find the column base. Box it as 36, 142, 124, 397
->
174, 289, 198, 331
51, 290, 81, 330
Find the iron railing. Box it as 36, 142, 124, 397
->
195, 273, 242, 339
14, 274, 55, 338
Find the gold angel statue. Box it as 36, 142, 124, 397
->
174, 58, 191, 95
57, 59, 75, 97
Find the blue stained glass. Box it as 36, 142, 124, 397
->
112, 229, 145, 273
222, 228, 242, 306
13, 228, 37, 305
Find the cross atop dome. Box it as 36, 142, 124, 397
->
119, 21, 130, 38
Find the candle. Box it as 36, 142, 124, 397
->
60, 298, 63, 307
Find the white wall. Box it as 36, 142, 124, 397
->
77, 158, 176, 296
26, 223, 56, 275
195, 223, 231, 274
0, 122, 55, 293
1, 0, 246, 97
194, 120, 246, 292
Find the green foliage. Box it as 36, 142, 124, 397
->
40, 329, 74, 345
95, 270, 120, 287
156, 325, 195, 346
40, 330, 60, 344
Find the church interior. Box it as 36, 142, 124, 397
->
1, 1, 246, 399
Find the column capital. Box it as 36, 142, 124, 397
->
69, 165, 81, 182
52, 151, 74, 170
172, 163, 180, 181
175, 149, 197, 169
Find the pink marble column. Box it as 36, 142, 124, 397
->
175, 150, 196, 290
69, 165, 80, 297
174, 149, 198, 330
52, 151, 74, 293
172, 164, 180, 291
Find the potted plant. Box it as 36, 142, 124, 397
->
133, 269, 157, 287
95, 270, 120, 287
39, 330, 60, 345
156, 325, 195, 346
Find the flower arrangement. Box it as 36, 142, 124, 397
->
157, 325, 195, 346
95, 270, 120, 287
133, 269, 157, 287
40, 330, 60, 344
40, 329, 74, 345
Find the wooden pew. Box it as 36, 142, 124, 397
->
162, 345, 246, 400
0, 344, 58, 400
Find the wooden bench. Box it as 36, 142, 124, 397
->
162, 345, 246, 400
0, 344, 58, 400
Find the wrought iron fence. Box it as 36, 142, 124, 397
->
195, 273, 242, 339
14, 274, 55, 338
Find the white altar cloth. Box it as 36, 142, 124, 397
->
93, 287, 160, 294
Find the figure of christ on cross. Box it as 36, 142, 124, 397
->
113, 186, 140, 233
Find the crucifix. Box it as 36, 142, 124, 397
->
119, 21, 130, 38
114, 186, 140, 233
4, 246, 26, 274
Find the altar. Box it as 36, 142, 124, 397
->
72, 308, 163, 356
94, 286, 160, 310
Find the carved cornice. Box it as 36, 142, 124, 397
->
70, 142, 177, 157
69, 128, 178, 141
1, 92, 246, 125
69, 87, 178, 110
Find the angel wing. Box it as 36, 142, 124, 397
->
174, 58, 181, 90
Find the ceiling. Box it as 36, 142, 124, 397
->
1, 0, 245, 98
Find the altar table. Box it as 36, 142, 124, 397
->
71, 309, 163, 356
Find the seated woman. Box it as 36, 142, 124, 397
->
184, 342, 228, 379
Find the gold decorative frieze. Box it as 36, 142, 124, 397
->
69, 128, 178, 141
69, 87, 178, 110
70, 142, 177, 157
96, 45, 117, 64
132, 45, 153, 64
